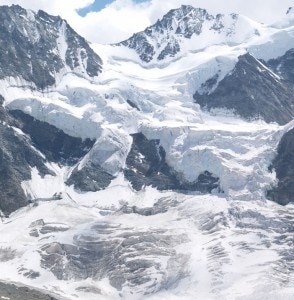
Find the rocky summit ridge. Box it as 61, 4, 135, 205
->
118, 5, 260, 63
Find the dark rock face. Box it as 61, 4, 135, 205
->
0, 5, 102, 89
268, 48, 294, 84
118, 5, 254, 63
0, 281, 59, 300
158, 39, 181, 61
126, 99, 140, 111
286, 7, 293, 15
194, 53, 294, 125
118, 6, 213, 62
40, 223, 189, 292
267, 128, 294, 205
124, 133, 220, 193
66, 162, 114, 192
0, 98, 52, 215
120, 33, 155, 63
10, 110, 95, 165
154, 6, 210, 39
0, 104, 99, 214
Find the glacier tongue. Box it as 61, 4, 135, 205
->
1, 65, 293, 298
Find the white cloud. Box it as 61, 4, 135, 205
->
75, 0, 151, 44
1, 0, 94, 12
1, 0, 293, 44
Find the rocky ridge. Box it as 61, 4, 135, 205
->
0, 5, 102, 90
118, 5, 260, 63
268, 127, 294, 204
0, 95, 52, 215
194, 53, 294, 125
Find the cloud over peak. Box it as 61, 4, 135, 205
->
1, 0, 293, 44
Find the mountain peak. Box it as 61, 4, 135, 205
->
152, 6, 212, 39
0, 5, 102, 89
162, 5, 210, 21
37, 8, 63, 23
118, 6, 260, 64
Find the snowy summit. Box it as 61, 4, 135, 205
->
0, 3, 293, 300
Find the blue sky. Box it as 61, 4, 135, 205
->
78, 0, 149, 16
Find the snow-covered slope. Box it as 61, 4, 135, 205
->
0, 5, 102, 90
1, 188, 294, 300
0, 4, 294, 300
117, 5, 262, 65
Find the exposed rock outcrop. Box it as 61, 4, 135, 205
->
0, 97, 52, 215
10, 110, 95, 165
267, 127, 294, 205
124, 133, 220, 193
66, 162, 114, 192
0, 5, 102, 89
268, 48, 294, 84
194, 53, 294, 125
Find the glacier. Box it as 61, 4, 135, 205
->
0, 4, 293, 300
